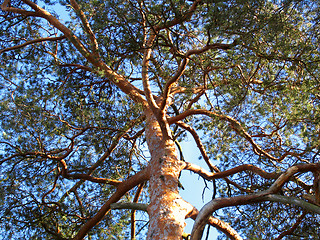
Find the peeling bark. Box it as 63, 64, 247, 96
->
144, 110, 193, 239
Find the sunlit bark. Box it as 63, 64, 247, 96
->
144, 110, 193, 239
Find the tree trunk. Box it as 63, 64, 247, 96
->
144, 110, 192, 239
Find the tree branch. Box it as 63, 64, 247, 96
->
176, 121, 252, 193
0, 36, 66, 54
160, 57, 189, 112
188, 206, 243, 240
73, 167, 150, 240
273, 212, 306, 240
69, 0, 99, 56
110, 202, 148, 212
184, 162, 280, 180
190, 162, 320, 240
169, 109, 302, 162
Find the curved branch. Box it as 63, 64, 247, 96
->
160, 58, 189, 112
0, 36, 66, 54
190, 162, 320, 240
188, 207, 243, 240
184, 162, 280, 180
265, 195, 320, 214
273, 212, 306, 240
176, 121, 251, 193
175, 121, 217, 172
70, 0, 98, 55
73, 167, 150, 240
169, 109, 301, 162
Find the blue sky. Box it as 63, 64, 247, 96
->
180, 137, 219, 239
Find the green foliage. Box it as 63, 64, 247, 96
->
1, 0, 320, 239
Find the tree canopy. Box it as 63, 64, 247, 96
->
0, 0, 320, 239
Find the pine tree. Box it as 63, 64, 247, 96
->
1, 0, 320, 239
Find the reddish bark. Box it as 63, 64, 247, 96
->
144, 110, 193, 239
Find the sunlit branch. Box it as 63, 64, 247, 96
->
59, 159, 121, 186
191, 162, 320, 240
169, 109, 304, 162
69, 0, 99, 56
141, 0, 205, 117
187, 206, 243, 240
73, 167, 150, 240
160, 57, 189, 112
0, 36, 66, 54
184, 162, 280, 180
175, 121, 251, 192
142, 31, 161, 114
175, 121, 216, 171
187, 90, 206, 110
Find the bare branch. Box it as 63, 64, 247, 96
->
175, 121, 217, 171
190, 162, 320, 240
188, 206, 243, 240
110, 202, 148, 212
273, 212, 306, 240
0, 36, 66, 54
73, 167, 150, 240
184, 162, 280, 180
169, 109, 303, 162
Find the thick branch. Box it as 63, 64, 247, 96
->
73, 167, 150, 240
110, 202, 148, 212
190, 162, 320, 240
142, 32, 160, 114
188, 207, 243, 240
265, 195, 320, 214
